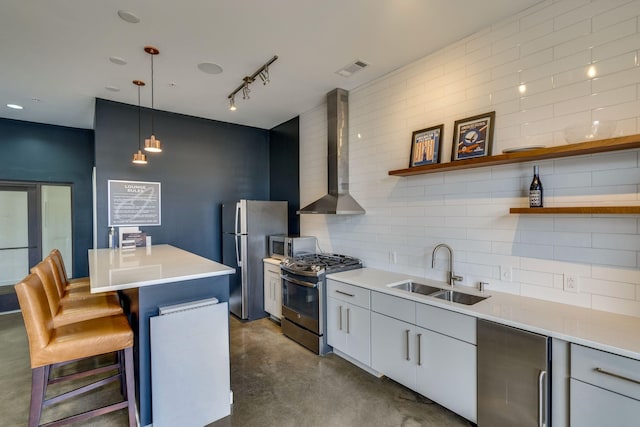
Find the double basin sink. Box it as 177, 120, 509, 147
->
391, 281, 488, 305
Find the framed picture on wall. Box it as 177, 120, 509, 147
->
409, 124, 444, 167
451, 111, 495, 161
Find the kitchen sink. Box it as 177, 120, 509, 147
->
390, 281, 442, 296
431, 290, 488, 305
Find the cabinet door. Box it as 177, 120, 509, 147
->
263, 264, 274, 316
570, 379, 640, 427
345, 303, 370, 366
371, 312, 416, 390
327, 296, 347, 353
416, 327, 477, 423
268, 269, 282, 319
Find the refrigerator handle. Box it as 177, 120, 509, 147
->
235, 202, 242, 267
538, 370, 547, 427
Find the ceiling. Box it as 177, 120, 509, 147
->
0, 0, 543, 130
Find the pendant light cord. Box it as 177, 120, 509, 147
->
138, 85, 142, 150
150, 53, 155, 134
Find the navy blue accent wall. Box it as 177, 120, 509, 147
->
94, 99, 271, 261
269, 117, 300, 234
0, 118, 94, 277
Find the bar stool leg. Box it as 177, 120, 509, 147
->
124, 347, 137, 427
29, 366, 47, 427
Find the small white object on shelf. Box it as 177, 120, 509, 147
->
502, 145, 546, 154
564, 120, 615, 144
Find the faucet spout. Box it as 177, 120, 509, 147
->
431, 243, 462, 286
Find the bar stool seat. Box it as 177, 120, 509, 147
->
31, 259, 123, 328
15, 273, 136, 427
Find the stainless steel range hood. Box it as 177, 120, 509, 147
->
298, 88, 365, 215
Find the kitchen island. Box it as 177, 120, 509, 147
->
89, 244, 235, 426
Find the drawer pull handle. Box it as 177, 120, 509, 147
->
335, 290, 354, 297
417, 333, 422, 366
594, 367, 640, 385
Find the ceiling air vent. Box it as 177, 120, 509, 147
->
336, 59, 369, 77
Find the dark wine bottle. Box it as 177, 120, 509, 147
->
529, 165, 543, 208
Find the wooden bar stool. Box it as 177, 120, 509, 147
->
31, 259, 122, 328
15, 274, 136, 427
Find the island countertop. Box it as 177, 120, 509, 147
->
89, 244, 235, 293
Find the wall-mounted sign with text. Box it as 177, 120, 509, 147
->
108, 180, 161, 226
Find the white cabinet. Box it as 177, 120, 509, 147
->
370, 291, 477, 423
570, 344, 640, 426
371, 311, 417, 390
327, 279, 371, 366
263, 259, 281, 319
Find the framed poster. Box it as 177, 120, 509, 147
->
409, 124, 444, 167
452, 111, 495, 161
108, 180, 161, 226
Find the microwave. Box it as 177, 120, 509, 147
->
269, 235, 317, 260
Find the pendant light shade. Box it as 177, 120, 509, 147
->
132, 80, 147, 165
132, 150, 147, 164
144, 46, 163, 153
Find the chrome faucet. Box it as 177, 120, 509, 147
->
431, 243, 463, 287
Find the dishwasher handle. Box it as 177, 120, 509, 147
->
538, 370, 547, 427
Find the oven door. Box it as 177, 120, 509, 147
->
281, 273, 320, 334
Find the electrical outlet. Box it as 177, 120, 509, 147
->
500, 265, 512, 282
389, 251, 397, 264
564, 274, 579, 293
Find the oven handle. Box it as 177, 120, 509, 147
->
281, 274, 318, 289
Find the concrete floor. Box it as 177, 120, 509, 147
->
1, 312, 472, 427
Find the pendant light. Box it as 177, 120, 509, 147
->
144, 46, 163, 153
132, 80, 147, 165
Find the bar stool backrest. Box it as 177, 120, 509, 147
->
30, 259, 62, 318
49, 249, 70, 287
14, 274, 53, 368
45, 257, 68, 298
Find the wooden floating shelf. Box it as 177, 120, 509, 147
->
509, 206, 640, 215
389, 134, 640, 177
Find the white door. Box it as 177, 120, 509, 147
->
345, 303, 371, 366
327, 297, 347, 352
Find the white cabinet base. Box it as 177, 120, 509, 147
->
333, 349, 382, 377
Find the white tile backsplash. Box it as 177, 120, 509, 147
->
300, 0, 640, 318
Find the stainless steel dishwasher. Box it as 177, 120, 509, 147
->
477, 319, 550, 427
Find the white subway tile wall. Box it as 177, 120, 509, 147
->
300, 0, 640, 317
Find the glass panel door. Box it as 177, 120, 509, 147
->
0, 190, 29, 286
41, 185, 72, 275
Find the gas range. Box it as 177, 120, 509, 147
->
280, 252, 362, 355
281, 253, 362, 277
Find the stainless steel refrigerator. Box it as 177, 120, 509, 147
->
477, 319, 550, 427
222, 200, 287, 320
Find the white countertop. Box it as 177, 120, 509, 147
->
327, 268, 640, 361
263, 257, 282, 266
89, 244, 235, 293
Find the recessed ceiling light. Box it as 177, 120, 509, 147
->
105, 86, 120, 92
7, 104, 23, 110
109, 56, 127, 65
117, 10, 140, 24
197, 62, 223, 75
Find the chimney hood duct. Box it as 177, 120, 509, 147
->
298, 88, 365, 215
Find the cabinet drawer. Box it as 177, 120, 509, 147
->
416, 303, 476, 345
327, 280, 370, 309
571, 344, 640, 400
371, 291, 415, 324
570, 378, 640, 427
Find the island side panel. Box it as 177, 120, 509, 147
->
120, 275, 230, 427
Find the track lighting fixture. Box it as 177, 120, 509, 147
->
227, 55, 277, 110
132, 80, 147, 165
144, 46, 163, 153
